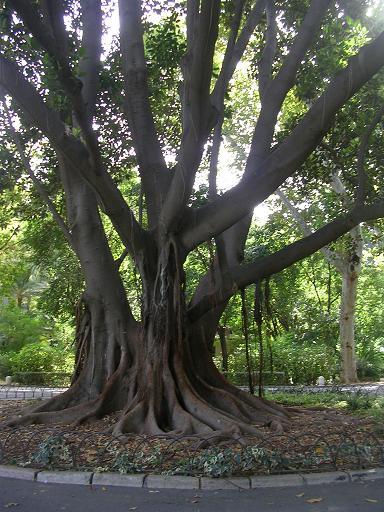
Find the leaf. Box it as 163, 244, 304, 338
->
296, 493, 305, 497
4, 504, 19, 508
306, 498, 323, 504
365, 499, 379, 503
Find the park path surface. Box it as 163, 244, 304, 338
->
1, 383, 383, 400
0, 476, 383, 512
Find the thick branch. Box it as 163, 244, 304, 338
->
158, 0, 221, 234
356, 105, 384, 204
78, 0, 103, 120
0, 56, 147, 257
10, 0, 102, 170
276, 188, 344, 272
186, 0, 200, 53
211, 0, 266, 122
247, 0, 332, 168
5, 110, 74, 250
181, 31, 384, 250
188, 200, 384, 321
258, 0, 277, 101
118, 0, 169, 225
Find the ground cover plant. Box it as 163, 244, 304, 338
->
0, 398, 383, 476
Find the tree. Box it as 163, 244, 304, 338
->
1, 0, 384, 436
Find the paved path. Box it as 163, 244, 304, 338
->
268, 383, 384, 395
0, 386, 67, 400
240, 383, 384, 396
1, 383, 383, 400
0, 477, 383, 511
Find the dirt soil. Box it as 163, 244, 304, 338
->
0, 400, 383, 476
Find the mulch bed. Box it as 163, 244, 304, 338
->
0, 400, 383, 476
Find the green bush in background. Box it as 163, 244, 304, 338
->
0, 304, 49, 352
8, 342, 74, 376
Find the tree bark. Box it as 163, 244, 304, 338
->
217, 325, 229, 372
339, 269, 359, 383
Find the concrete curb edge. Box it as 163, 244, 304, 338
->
0, 465, 383, 490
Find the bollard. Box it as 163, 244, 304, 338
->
5, 375, 12, 385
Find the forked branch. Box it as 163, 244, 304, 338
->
188, 199, 384, 321
181, 30, 384, 250
118, 0, 169, 225
10, 0, 102, 171
0, 56, 147, 258
3, 102, 75, 250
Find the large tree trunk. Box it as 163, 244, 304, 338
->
7, 224, 290, 436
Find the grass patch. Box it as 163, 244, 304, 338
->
267, 390, 384, 422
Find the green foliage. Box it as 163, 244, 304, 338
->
113, 445, 163, 474
0, 304, 49, 352
345, 390, 374, 411
171, 446, 288, 477
265, 390, 345, 408
266, 390, 384, 422
31, 435, 72, 467
271, 333, 339, 384
8, 341, 74, 375
0, 352, 11, 377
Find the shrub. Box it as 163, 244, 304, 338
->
8, 342, 74, 376
270, 333, 339, 384
0, 352, 11, 378
0, 304, 49, 352
356, 339, 384, 381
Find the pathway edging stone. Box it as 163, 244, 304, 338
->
0, 464, 383, 489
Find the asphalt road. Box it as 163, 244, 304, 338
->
0, 477, 383, 512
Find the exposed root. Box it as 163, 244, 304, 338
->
2, 355, 295, 440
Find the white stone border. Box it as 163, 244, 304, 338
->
0, 465, 383, 489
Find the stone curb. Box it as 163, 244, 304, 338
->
0, 465, 383, 489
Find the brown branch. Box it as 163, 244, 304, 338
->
10, 0, 102, 171
0, 226, 19, 251
2, 99, 74, 249
158, 0, 221, 234
258, 0, 277, 101
246, 0, 332, 168
118, 0, 169, 226
180, 30, 384, 250
78, 0, 103, 120
115, 248, 129, 269
210, 0, 250, 110
0, 56, 148, 257
188, 199, 384, 321
276, 188, 344, 272
356, 104, 384, 205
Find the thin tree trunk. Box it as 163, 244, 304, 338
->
217, 325, 229, 372
340, 269, 359, 383
240, 289, 254, 394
